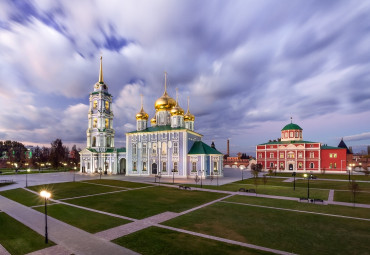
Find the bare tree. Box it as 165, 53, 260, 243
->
262, 174, 268, 185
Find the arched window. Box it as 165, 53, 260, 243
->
143, 162, 147, 171
162, 162, 167, 172
192, 162, 197, 172
173, 142, 178, 155
93, 118, 97, 128
173, 162, 178, 172
310, 162, 314, 168
152, 143, 157, 155
142, 144, 147, 156
106, 137, 111, 147
93, 100, 97, 109
92, 137, 96, 147
105, 119, 109, 128
298, 162, 302, 168
213, 162, 218, 171
162, 142, 167, 155
132, 144, 137, 155
105, 101, 109, 110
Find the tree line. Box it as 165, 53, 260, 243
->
0, 139, 80, 169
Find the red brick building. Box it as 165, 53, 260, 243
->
256, 122, 347, 172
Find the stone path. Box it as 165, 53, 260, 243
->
0, 243, 11, 255
282, 177, 294, 182
95, 212, 179, 241
0, 195, 138, 255
328, 189, 334, 202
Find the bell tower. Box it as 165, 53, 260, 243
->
86, 57, 115, 152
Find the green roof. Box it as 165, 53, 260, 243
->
321, 145, 344, 150
91, 91, 112, 96
117, 147, 126, 152
128, 125, 202, 136
258, 140, 317, 145
281, 123, 302, 131
188, 141, 223, 155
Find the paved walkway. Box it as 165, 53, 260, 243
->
0, 243, 10, 255
0, 195, 138, 255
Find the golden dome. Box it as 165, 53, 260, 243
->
136, 106, 149, 120
184, 96, 195, 121
155, 91, 176, 111
170, 103, 184, 116
150, 116, 156, 124
184, 111, 195, 121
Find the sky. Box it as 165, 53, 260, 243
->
0, 0, 370, 156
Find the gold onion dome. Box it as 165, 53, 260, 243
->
150, 116, 156, 124
136, 95, 149, 120
154, 72, 176, 111
184, 96, 195, 121
170, 102, 184, 116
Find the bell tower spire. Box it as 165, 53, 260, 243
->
99, 56, 104, 83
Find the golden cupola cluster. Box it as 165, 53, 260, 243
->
136, 95, 149, 120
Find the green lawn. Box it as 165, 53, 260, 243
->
67, 186, 226, 219
0, 212, 54, 255
163, 201, 370, 255
267, 172, 370, 181
225, 195, 370, 219
33, 203, 130, 233
113, 226, 271, 255
334, 190, 370, 205
82, 179, 153, 189
28, 181, 125, 199
0, 188, 49, 206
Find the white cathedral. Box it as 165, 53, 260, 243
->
80, 58, 223, 178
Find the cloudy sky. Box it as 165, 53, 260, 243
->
1, 0, 370, 155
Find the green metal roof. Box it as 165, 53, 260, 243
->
258, 140, 317, 145
127, 125, 202, 136
91, 91, 112, 96
117, 148, 126, 152
281, 123, 303, 131
188, 141, 223, 155
321, 145, 344, 150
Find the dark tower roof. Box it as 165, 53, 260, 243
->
338, 138, 351, 154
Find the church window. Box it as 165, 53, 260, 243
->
269, 153, 274, 158
280, 162, 284, 169
162, 142, 167, 155
173, 162, 178, 172
290, 132, 293, 138
298, 162, 303, 168
133, 144, 137, 155
280, 152, 284, 159
143, 162, 147, 171
334, 153, 337, 158
107, 137, 111, 147
192, 162, 197, 172
295, 132, 298, 138
270, 162, 274, 168
133, 162, 137, 171
105, 101, 109, 110
105, 119, 109, 128
330, 163, 332, 169
162, 162, 167, 172
300, 132, 302, 138
287, 152, 295, 159
334, 163, 336, 168
298, 152, 303, 158
93, 118, 97, 128
285, 132, 288, 138
258, 153, 262, 159
173, 142, 178, 155
310, 152, 314, 158
152, 143, 157, 155
93, 100, 97, 109
310, 162, 314, 168
92, 137, 96, 147
143, 144, 147, 156
213, 161, 218, 172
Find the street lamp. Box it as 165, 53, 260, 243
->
348, 163, 354, 182
26, 169, 30, 187
292, 171, 296, 191
73, 166, 76, 182
303, 173, 312, 199
40, 190, 51, 244
239, 165, 245, 180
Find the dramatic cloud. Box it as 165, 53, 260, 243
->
1, 0, 370, 154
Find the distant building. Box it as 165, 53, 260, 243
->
256, 121, 347, 172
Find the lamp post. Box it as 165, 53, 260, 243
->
172, 169, 175, 184
348, 164, 354, 182
73, 166, 76, 182
292, 171, 296, 191
26, 169, 30, 187
303, 173, 312, 199
40, 190, 51, 244
239, 165, 245, 181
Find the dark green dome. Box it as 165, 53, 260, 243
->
281, 123, 302, 131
